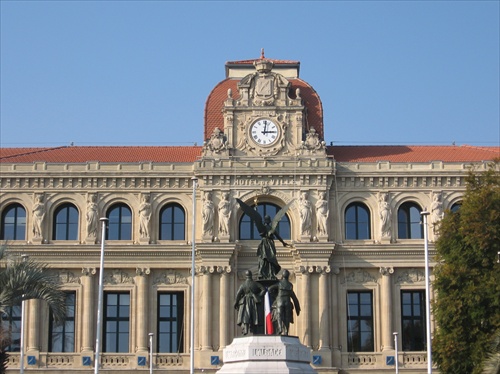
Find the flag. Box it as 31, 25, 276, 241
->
264, 291, 274, 334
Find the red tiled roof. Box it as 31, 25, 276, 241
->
204, 78, 324, 141
0, 146, 202, 163
1, 145, 497, 164
329, 145, 500, 163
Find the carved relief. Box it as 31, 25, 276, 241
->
58, 270, 81, 284
138, 193, 151, 239
82, 267, 96, 276
86, 193, 99, 239
153, 270, 187, 285
341, 269, 377, 285
218, 191, 232, 237
103, 270, 134, 285
396, 269, 426, 284
378, 192, 392, 241
315, 191, 329, 237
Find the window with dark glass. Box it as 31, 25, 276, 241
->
106, 204, 132, 240
345, 203, 371, 240
450, 202, 462, 213
53, 204, 79, 240
1, 204, 26, 240
159, 203, 185, 240
1, 305, 21, 352
401, 290, 426, 351
157, 292, 184, 353
398, 202, 423, 239
239, 202, 290, 240
103, 293, 130, 352
347, 291, 374, 352
49, 292, 76, 352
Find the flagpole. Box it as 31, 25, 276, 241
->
190, 177, 198, 374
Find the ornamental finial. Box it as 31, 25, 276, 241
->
261, 48, 265, 59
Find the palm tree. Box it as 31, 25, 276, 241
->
0, 244, 67, 371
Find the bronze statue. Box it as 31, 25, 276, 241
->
234, 270, 266, 335
268, 269, 301, 336
236, 198, 293, 280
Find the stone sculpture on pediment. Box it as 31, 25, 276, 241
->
300, 128, 326, 155
202, 127, 228, 156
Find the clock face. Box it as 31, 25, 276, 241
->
250, 119, 280, 146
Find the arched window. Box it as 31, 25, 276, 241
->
239, 202, 290, 240
159, 203, 185, 240
345, 202, 371, 240
450, 202, 462, 213
1, 204, 26, 240
106, 204, 132, 240
398, 202, 423, 239
53, 204, 79, 240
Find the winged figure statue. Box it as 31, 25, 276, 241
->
236, 198, 293, 280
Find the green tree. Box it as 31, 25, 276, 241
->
0, 245, 67, 371
433, 161, 500, 374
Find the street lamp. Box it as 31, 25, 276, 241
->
94, 217, 109, 374
190, 177, 198, 374
393, 332, 399, 374
149, 333, 154, 374
20, 254, 29, 374
421, 210, 432, 373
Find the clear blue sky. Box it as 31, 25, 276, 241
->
1, 1, 499, 147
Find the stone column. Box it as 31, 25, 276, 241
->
27, 299, 40, 351
380, 267, 394, 351
81, 268, 96, 352
218, 266, 231, 349
331, 267, 341, 366
135, 268, 150, 352
300, 266, 312, 348
318, 266, 331, 350
201, 267, 212, 351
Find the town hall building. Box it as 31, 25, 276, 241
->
1, 54, 498, 373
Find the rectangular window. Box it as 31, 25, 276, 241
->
347, 291, 374, 352
157, 292, 184, 353
1, 305, 22, 352
103, 293, 130, 353
401, 290, 426, 351
49, 292, 76, 352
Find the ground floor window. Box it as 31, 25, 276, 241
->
49, 292, 76, 352
1, 305, 21, 352
401, 290, 426, 351
103, 292, 130, 352
157, 292, 184, 353
347, 291, 374, 352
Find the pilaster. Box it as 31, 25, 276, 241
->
380, 266, 394, 351
80, 268, 96, 353
135, 267, 150, 352
218, 266, 232, 349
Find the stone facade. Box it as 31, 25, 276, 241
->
0, 55, 498, 373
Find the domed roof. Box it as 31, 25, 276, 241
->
204, 57, 324, 142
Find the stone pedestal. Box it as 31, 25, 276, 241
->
217, 335, 316, 373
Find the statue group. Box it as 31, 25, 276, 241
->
234, 199, 301, 336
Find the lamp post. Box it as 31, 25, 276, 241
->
190, 177, 198, 374
149, 333, 154, 374
393, 332, 399, 374
421, 210, 432, 373
19, 254, 29, 374
94, 217, 108, 374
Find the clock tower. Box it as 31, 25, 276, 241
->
202, 51, 326, 158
